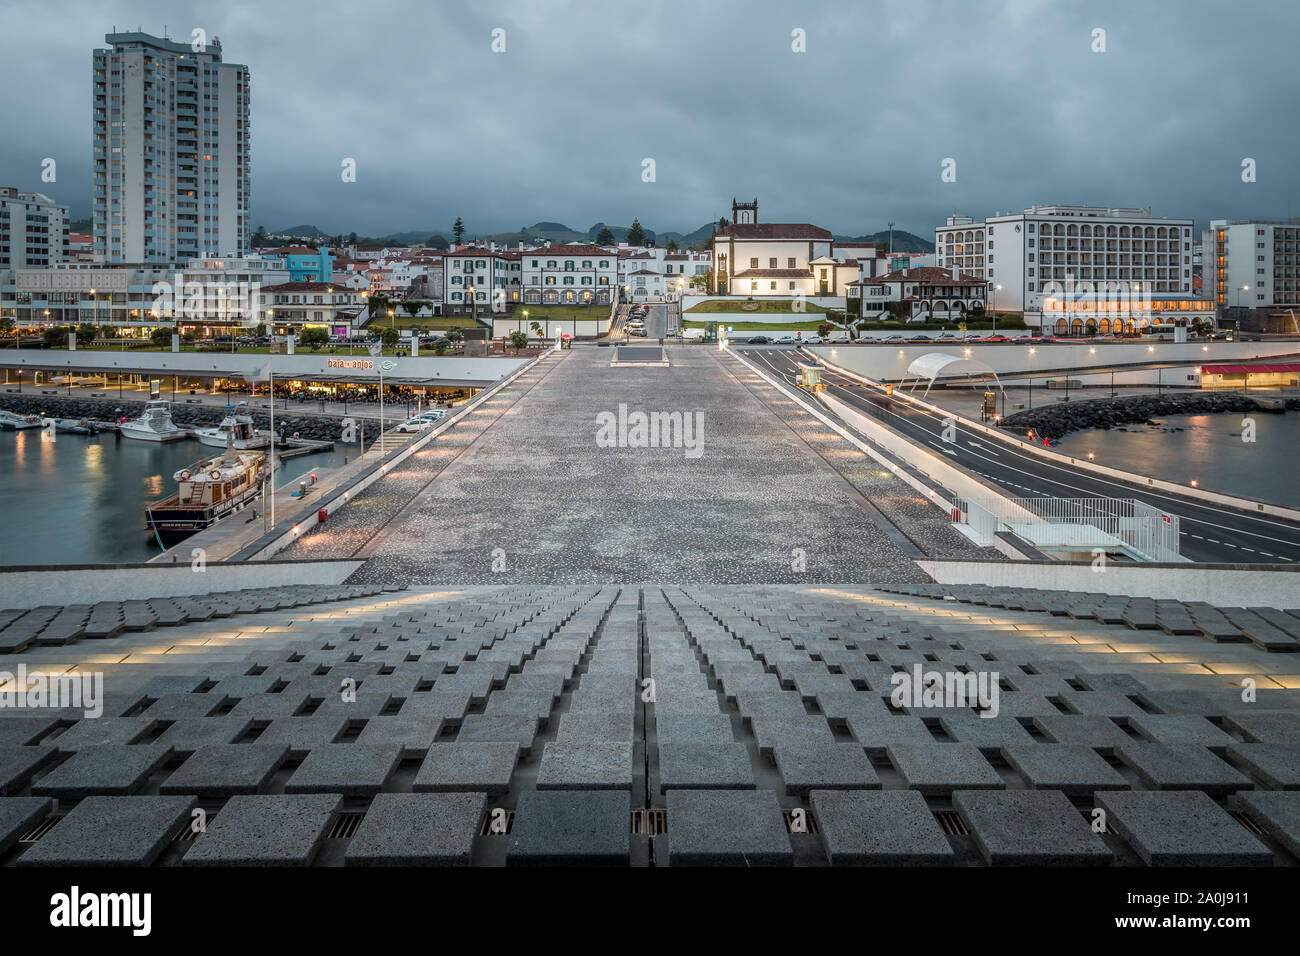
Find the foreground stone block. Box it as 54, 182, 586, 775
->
1096, 790, 1273, 866
1115, 743, 1250, 794
285, 744, 402, 796
886, 744, 1004, 795
183, 793, 343, 866
772, 742, 880, 795
1000, 744, 1130, 795
31, 745, 173, 798
664, 789, 792, 866
809, 789, 954, 866
0, 796, 53, 855
0, 745, 59, 796
345, 792, 486, 866
1235, 791, 1300, 858
17, 795, 195, 867
507, 790, 631, 866
1225, 743, 1300, 790
658, 743, 755, 792
355, 715, 443, 758
414, 742, 519, 794
160, 744, 289, 797
952, 790, 1113, 865
537, 741, 634, 790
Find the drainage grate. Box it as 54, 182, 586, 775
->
783, 809, 819, 834
631, 809, 667, 835
19, 815, 63, 843
1229, 810, 1265, 836
172, 821, 204, 842
933, 810, 969, 836
479, 809, 514, 836
326, 812, 365, 840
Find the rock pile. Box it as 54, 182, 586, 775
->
999, 392, 1298, 442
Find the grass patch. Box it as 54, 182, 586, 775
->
685, 299, 826, 315
503, 303, 613, 324
682, 319, 827, 332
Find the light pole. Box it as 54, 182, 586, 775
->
992, 284, 1002, 334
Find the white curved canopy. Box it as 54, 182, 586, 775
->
905, 352, 1000, 396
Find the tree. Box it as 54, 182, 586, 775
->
0, 316, 14, 343
508, 329, 528, 353
43, 325, 71, 349
380, 326, 401, 348
666, 238, 679, 253
254, 322, 266, 338
595, 226, 615, 246
626, 219, 646, 246
76, 323, 98, 343
452, 217, 465, 246
403, 300, 423, 318
299, 327, 329, 350
347, 231, 358, 245
717, 216, 728, 232
149, 325, 174, 348
445, 326, 464, 345
530, 321, 542, 338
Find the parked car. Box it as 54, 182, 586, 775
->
825, 331, 851, 343
393, 417, 429, 433
802, 335, 822, 344
629, 326, 648, 337
775, 334, 797, 344
747, 335, 770, 344
418, 409, 447, 422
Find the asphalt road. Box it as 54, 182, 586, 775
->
738, 346, 1300, 565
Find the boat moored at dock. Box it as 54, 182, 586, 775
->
144, 438, 267, 534
119, 400, 187, 442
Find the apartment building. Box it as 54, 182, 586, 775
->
92, 32, 250, 263
520, 243, 617, 305
0, 187, 69, 268
1205, 219, 1300, 311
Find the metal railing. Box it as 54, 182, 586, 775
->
955, 496, 1180, 562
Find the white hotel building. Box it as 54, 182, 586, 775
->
520, 244, 618, 306
1204, 219, 1300, 312
92, 32, 250, 263
0, 187, 69, 269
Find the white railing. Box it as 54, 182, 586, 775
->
955, 496, 1181, 562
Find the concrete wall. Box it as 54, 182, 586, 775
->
0, 560, 363, 609
0, 349, 526, 387
918, 558, 1300, 607
809, 341, 1300, 383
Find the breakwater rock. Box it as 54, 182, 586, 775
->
998, 392, 1298, 442
0, 394, 354, 442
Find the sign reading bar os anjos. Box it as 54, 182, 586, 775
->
327, 358, 376, 370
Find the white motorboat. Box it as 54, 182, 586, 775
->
119, 400, 187, 442
0, 410, 42, 430
193, 402, 269, 450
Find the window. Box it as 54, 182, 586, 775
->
770, 281, 776, 290
787, 258, 796, 268
750, 257, 758, 268
788, 281, 795, 290
769, 258, 777, 269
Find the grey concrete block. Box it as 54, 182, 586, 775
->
285, 744, 401, 796
0, 716, 60, 747
155, 716, 253, 755
227, 690, 311, 719
507, 789, 631, 866
554, 712, 635, 743
141, 693, 224, 721
664, 789, 792, 866
886, 744, 1005, 795
658, 743, 755, 792
953, 790, 1113, 866
773, 742, 880, 795
810, 789, 954, 866
1001, 744, 1130, 795
31, 745, 172, 798
1031, 715, 1136, 754
160, 744, 289, 797
355, 715, 443, 758
1116, 743, 1251, 794
938, 713, 1035, 754
654, 713, 734, 745
814, 691, 890, 724
311, 693, 394, 719
0, 745, 59, 795
1096, 790, 1273, 866
845, 715, 935, 756
1235, 791, 1300, 858
0, 796, 53, 855
455, 714, 539, 754
1128, 714, 1236, 750
1225, 743, 1300, 790
749, 716, 835, 759
398, 691, 472, 721
252, 716, 349, 758
43, 716, 156, 754
1223, 710, 1300, 744
537, 741, 634, 790
414, 742, 519, 794
1058, 690, 1146, 719
183, 793, 342, 866
345, 791, 487, 866
17, 795, 195, 866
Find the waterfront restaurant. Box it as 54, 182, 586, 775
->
1198, 363, 1300, 390
1041, 294, 1215, 336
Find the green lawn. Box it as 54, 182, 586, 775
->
683, 319, 828, 332
377, 316, 480, 331
36, 343, 413, 356
505, 304, 613, 324
685, 299, 827, 315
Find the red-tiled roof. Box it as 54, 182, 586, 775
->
261, 281, 352, 292
732, 268, 809, 278
1202, 364, 1300, 374
868, 266, 986, 286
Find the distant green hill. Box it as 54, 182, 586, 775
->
834, 229, 932, 253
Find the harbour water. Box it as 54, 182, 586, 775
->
0, 429, 355, 565
1053, 411, 1300, 509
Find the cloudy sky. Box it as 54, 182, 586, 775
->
1, 0, 1296, 239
